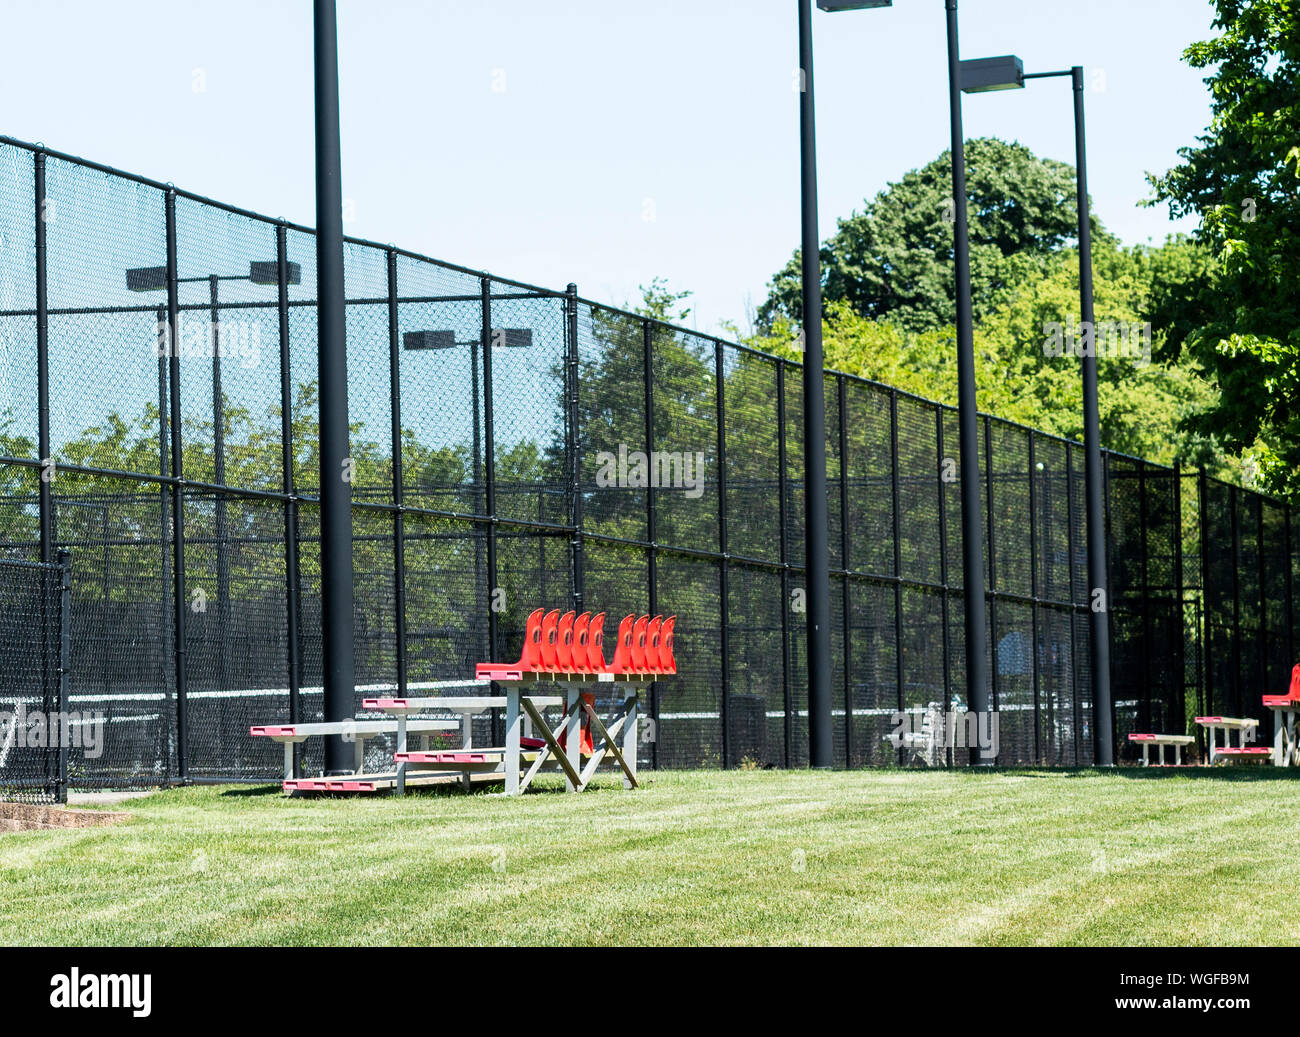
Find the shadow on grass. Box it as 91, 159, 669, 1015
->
218, 784, 285, 798
966, 765, 1300, 783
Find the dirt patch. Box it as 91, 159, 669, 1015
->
0, 802, 129, 832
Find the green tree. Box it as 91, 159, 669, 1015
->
748, 236, 1232, 474
759, 138, 1086, 333
1149, 0, 1300, 497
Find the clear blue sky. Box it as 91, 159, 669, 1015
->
1, 0, 1216, 335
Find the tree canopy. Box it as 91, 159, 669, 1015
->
1149, 0, 1300, 498
759, 138, 1085, 334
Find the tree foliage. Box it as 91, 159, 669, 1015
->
759, 138, 1085, 333
1149, 0, 1300, 497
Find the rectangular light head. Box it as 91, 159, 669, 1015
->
125, 266, 168, 292
817, 1, 892, 9
402, 330, 458, 351
960, 55, 1025, 93
249, 261, 302, 286
488, 328, 533, 349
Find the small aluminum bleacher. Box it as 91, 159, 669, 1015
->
1126, 732, 1195, 766
396, 607, 677, 795
1195, 716, 1270, 765
250, 679, 488, 794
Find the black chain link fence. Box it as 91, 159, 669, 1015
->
0, 554, 71, 803
0, 133, 1294, 789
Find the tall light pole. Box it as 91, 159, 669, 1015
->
944, 0, 991, 747
959, 57, 1113, 764
802, 0, 892, 769
314, 0, 355, 774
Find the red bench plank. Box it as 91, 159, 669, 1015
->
283, 778, 382, 793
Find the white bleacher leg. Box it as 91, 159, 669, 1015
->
1174, 743, 1182, 766
505, 689, 521, 796
621, 693, 638, 790
459, 710, 474, 790
283, 741, 294, 781
395, 715, 408, 797
565, 686, 581, 792
353, 736, 365, 775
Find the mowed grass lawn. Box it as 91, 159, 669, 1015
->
2, 768, 1298, 946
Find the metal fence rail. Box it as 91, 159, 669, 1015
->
0, 134, 1293, 784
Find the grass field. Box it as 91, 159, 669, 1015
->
2, 768, 1298, 946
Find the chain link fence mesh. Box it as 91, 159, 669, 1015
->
0, 134, 1293, 791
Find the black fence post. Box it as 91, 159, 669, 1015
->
157, 302, 173, 777
1173, 462, 1187, 727
890, 389, 904, 762
481, 277, 502, 746
57, 549, 72, 804
643, 318, 659, 770
1102, 450, 1116, 759
936, 406, 953, 764
1256, 494, 1267, 696
165, 187, 189, 781
35, 150, 54, 798
35, 150, 52, 565
1138, 459, 1151, 734
1027, 429, 1041, 764
280, 225, 302, 771
716, 341, 730, 768
839, 377, 852, 766
1067, 444, 1082, 763
1230, 484, 1242, 716
387, 251, 407, 703
1199, 469, 1214, 724
776, 359, 792, 768
1286, 500, 1295, 678
208, 276, 230, 707
481, 278, 499, 670
564, 284, 584, 613
983, 416, 999, 760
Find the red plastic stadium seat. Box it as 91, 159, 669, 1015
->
538, 609, 561, 671
645, 616, 663, 675
555, 611, 576, 671
586, 612, 606, 671
572, 612, 592, 674
608, 614, 636, 674
475, 607, 545, 681
629, 615, 650, 673
1263, 663, 1300, 708
659, 615, 677, 674
472, 606, 678, 680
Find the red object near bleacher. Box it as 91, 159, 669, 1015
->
475, 607, 677, 679
1262, 663, 1300, 708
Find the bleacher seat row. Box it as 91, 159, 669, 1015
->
475, 609, 676, 681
